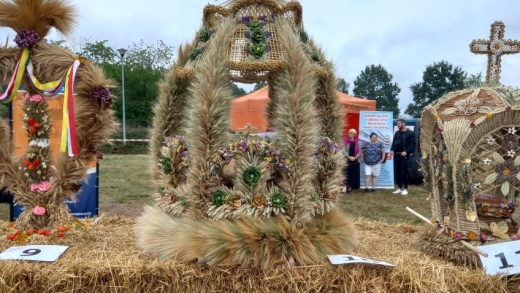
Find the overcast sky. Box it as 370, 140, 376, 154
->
2, 0, 520, 115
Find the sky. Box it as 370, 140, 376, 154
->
2, 0, 520, 115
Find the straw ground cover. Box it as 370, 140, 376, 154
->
0, 217, 518, 292
1, 154, 520, 292
1, 154, 429, 222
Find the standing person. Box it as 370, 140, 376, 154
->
342, 129, 360, 193
390, 119, 416, 195
361, 133, 386, 193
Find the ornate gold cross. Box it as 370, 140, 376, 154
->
469, 21, 520, 84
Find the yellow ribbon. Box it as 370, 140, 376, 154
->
60, 65, 73, 153
27, 60, 63, 90
1, 48, 30, 104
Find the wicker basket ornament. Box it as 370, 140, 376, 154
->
178, 0, 328, 83
421, 86, 520, 245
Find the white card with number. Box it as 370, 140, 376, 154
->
478, 240, 520, 276
0, 245, 68, 262
328, 254, 395, 267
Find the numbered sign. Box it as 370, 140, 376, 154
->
0, 245, 68, 262
328, 254, 395, 267
478, 241, 520, 276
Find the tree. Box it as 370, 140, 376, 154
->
231, 83, 247, 97
464, 72, 485, 89
78, 39, 176, 127
353, 65, 400, 116
253, 81, 267, 91
405, 61, 466, 118
78, 40, 117, 64
336, 77, 350, 94
124, 39, 174, 72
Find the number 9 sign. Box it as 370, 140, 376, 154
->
20, 249, 41, 256
0, 245, 68, 262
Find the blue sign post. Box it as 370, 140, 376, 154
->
358, 111, 395, 189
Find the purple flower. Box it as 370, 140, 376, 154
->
264, 45, 272, 53
259, 15, 267, 21
508, 202, 516, 209
480, 232, 488, 243
91, 87, 111, 101
241, 140, 248, 151
277, 162, 287, 171
164, 137, 172, 147
454, 231, 463, 240
14, 29, 40, 48
242, 16, 251, 24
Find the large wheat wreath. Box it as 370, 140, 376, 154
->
0, 0, 117, 230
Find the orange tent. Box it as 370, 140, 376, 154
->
230, 86, 376, 137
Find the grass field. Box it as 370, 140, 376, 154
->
0, 155, 431, 224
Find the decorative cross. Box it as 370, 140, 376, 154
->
469, 21, 520, 84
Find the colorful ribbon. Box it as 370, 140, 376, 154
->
60, 60, 81, 156
0, 48, 30, 104
26, 59, 65, 97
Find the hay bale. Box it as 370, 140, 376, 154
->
1, 217, 519, 292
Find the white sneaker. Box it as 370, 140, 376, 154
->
392, 189, 403, 194
401, 189, 408, 195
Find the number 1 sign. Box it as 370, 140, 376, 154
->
478, 240, 520, 276
0, 245, 68, 262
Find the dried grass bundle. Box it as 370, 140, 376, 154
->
309, 41, 344, 143
0, 47, 18, 85
0, 0, 76, 37
1, 217, 517, 292
150, 36, 199, 183
182, 18, 236, 218
0, 119, 17, 188
270, 18, 320, 221
135, 205, 357, 269
415, 226, 481, 268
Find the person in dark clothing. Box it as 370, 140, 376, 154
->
342, 129, 360, 193
390, 119, 416, 195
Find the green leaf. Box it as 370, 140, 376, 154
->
310, 51, 320, 63
492, 152, 505, 164
299, 31, 308, 43
484, 173, 498, 184
188, 48, 200, 60
501, 181, 510, 196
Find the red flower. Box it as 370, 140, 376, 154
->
27, 117, 41, 134
21, 158, 40, 170
102, 99, 113, 110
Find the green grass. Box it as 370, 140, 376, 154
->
338, 185, 431, 225
0, 154, 432, 224
98, 154, 155, 205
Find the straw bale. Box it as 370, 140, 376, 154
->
1, 217, 519, 293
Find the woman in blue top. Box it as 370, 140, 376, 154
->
361, 132, 386, 192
